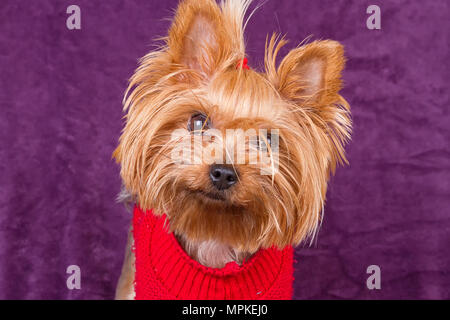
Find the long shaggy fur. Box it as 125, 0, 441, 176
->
114, 0, 351, 268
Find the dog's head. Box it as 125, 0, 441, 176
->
114, 0, 351, 253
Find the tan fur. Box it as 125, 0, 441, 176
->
114, 0, 351, 299
177, 234, 251, 268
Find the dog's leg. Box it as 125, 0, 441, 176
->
115, 225, 136, 300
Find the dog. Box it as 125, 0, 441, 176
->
114, 0, 351, 300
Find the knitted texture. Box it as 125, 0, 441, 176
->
132, 206, 294, 300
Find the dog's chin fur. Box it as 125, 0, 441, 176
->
174, 188, 254, 268
114, 0, 352, 270
117, 186, 253, 268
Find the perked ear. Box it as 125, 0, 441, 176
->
275, 40, 345, 107
167, 0, 232, 77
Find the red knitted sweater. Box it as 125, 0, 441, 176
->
132, 206, 294, 300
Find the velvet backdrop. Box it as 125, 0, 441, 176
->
0, 0, 448, 299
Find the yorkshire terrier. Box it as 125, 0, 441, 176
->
114, 0, 351, 300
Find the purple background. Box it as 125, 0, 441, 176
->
0, 0, 448, 299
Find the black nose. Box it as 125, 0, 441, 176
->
209, 165, 238, 190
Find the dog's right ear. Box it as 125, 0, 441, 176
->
167, 0, 234, 78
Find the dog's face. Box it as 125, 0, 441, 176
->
114, 0, 351, 253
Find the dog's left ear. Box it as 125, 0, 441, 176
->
267, 38, 351, 175
167, 0, 233, 78
272, 40, 345, 107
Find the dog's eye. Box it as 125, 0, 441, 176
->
258, 133, 271, 150
251, 133, 272, 150
188, 113, 211, 134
